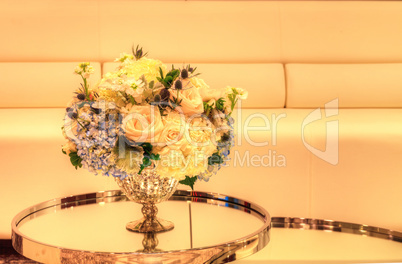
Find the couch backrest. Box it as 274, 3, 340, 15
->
286, 64, 402, 108
1, 1, 401, 63
103, 62, 286, 109
3, 62, 402, 109
0, 63, 101, 108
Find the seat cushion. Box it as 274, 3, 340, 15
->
306, 108, 402, 231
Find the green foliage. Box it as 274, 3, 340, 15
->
208, 152, 223, 166
156, 67, 180, 89
149, 80, 154, 89
138, 143, 160, 174
228, 88, 239, 112
179, 176, 198, 190
69, 152, 82, 169
216, 98, 225, 111
140, 142, 152, 155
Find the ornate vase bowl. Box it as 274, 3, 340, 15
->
114, 167, 179, 233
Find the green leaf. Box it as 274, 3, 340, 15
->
138, 155, 153, 174
62, 149, 67, 155
142, 157, 152, 167
179, 176, 197, 190
208, 152, 223, 166
159, 67, 164, 79
129, 95, 136, 105
149, 80, 154, 89
139, 142, 153, 155
168, 69, 180, 80
150, 153, 160, 161
138, 164, 145, 174
69, 152, 82, 169
165, 76, 173, 86
216, 97, 225, 111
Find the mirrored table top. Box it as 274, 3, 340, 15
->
12, 190, 270, 263
12, 190, 402, 263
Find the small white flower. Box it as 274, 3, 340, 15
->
74, 62, 95, 78
115, 53, 134, 63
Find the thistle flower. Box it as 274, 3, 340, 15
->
174, 80, 183, 90
160, 88, 170, 102
181, 69, 188, 79
77, 93, 86, 100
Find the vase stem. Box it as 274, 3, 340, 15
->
126, 203, 174, 233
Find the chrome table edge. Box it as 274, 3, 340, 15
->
11, 189, 271, 264
271, 217, 402, 243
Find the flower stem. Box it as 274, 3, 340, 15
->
76, 118, 87, 131
176, 89, 180, 106
81, 74, 89, 99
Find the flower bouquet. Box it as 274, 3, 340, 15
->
62, 46, 247, 232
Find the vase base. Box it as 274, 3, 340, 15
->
126, 217, 174, 233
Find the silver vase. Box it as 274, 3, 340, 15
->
115, 167, 179, 233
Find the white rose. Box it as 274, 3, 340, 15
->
172, 87, 204, 116
191, 77, 225, 101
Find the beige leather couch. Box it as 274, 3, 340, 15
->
1, 0, 402, 239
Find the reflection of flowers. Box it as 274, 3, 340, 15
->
62, 47, 247, 189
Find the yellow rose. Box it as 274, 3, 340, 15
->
122, 105, 163, 143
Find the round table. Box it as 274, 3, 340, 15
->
12, 190, 402, 263
12, 190, 270, 263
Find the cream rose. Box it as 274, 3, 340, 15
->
172, 87, 204, 116
158, 112, 186, 149
62, 140, 77, 155
184, 117, 216, 154
191, 77, 225, 102
155, 148, 187, 180
122, 105, 163, 143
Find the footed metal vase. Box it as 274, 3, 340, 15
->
115, 167, 179, 233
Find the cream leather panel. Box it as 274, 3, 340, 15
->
0, 63, 101, 108
3, 1, 401, 63
280, 1, 402, 63
307, 109, 402, 231
286, 64, 402, 108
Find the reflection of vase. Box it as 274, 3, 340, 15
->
115, 167, 179, 233
137, 232, 162, 253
